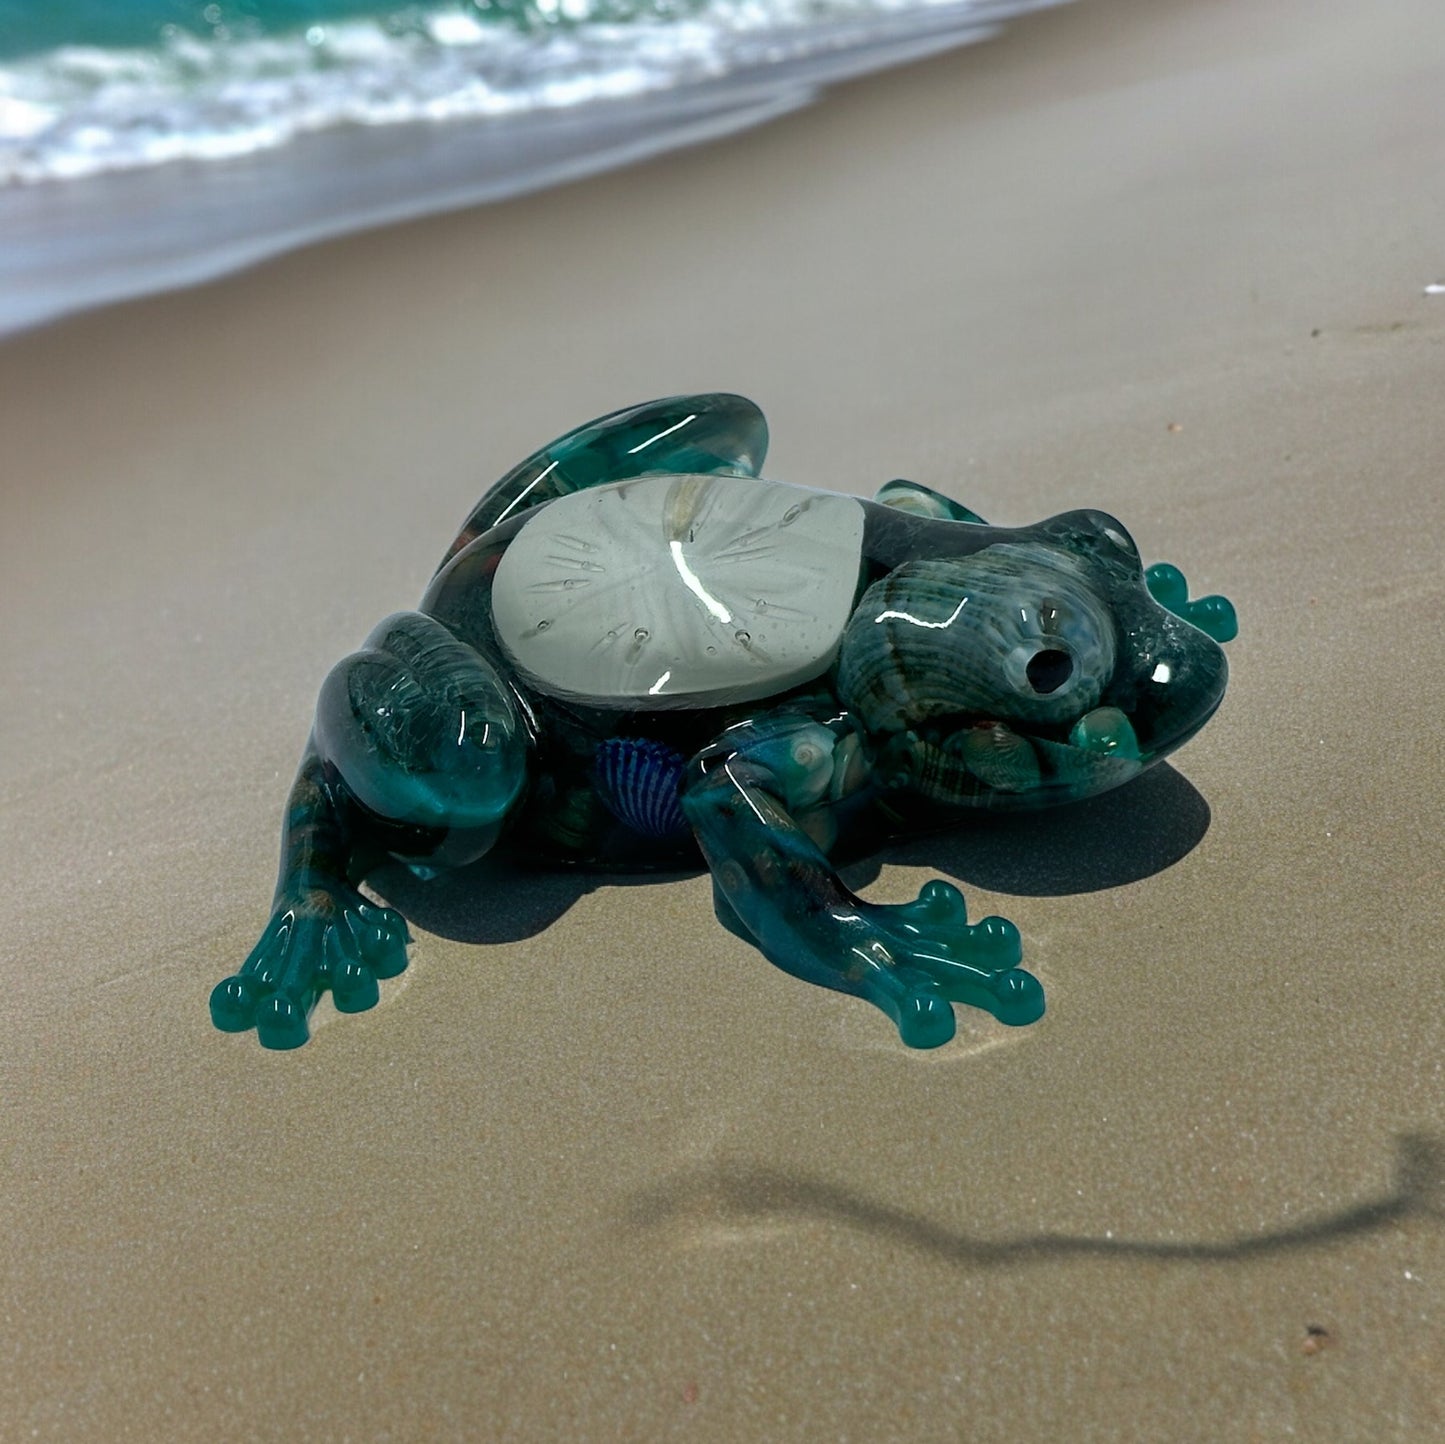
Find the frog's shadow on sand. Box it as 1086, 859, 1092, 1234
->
368, 762, 1210, 947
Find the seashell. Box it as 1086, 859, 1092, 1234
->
780, 723, 837, 810
959, 721, 1044, 793
837, 543, 1118, 735
895, 734, 976, 803
594, 738, 690, 839
874, 730, 984, 806
828, 731, 869, 801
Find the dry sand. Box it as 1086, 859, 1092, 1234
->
3, 0, 1444, 1437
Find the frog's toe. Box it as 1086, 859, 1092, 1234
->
351, 902, 411, 980
209, 973, 262, 1032
966, 915, 1023, 970
330, 956, 380, 1014
897, 989, 957, 1049
986, 968, 1045, 1027
1188, 594, 1238, 644
256, 993, 311, 1051
865, 970, 957, 1049
912, 878, 970, 925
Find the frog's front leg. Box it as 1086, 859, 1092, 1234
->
211, 612, 528, 1049
209, 750, 413, 1048
681, 713, 1043, 1049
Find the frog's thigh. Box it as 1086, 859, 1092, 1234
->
314, 611, 528, 842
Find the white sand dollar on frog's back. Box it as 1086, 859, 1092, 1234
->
491, 473, 867, 707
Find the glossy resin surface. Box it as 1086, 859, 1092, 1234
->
212, 394, 1236, 1050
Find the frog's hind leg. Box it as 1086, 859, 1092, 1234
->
874, 478, 989, 524
682, 711, 1042, 1050
211, 612, 529, 1049
439, 392, 769, 570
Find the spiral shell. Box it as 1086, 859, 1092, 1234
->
837, 543, 1118, 734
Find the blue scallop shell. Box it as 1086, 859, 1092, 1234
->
594, 738, 690, 839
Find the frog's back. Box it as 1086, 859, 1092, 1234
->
490, 473, 866, 709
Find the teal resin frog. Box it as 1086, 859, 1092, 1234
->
211, 394, 1236, 1051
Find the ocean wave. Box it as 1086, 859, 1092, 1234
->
0, 0, 1061, 184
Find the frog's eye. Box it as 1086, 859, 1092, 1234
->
1025, 648, 1073, 695
1100, 522, 1138, 556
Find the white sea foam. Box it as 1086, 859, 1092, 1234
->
0, 0, 1064, 183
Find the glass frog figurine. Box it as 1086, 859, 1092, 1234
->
211, 393, 1236, 1051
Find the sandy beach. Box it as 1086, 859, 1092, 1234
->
3, 0, 1444, 1437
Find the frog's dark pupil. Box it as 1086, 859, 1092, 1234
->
1026, 648, 1073, 694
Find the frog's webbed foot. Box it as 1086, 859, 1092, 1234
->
854, 880, 1040, 1047
1145, 562, 1238, 643
873, 479, 988, 525
210, 887, 410, 1050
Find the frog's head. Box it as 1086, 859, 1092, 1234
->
836, 510, 1234, 810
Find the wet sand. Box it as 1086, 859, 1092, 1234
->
3, 0, 1444, 1437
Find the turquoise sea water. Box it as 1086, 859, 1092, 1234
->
0, 0, 715, 59
0, 0, 1068, 330
0, 3, 385, 59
